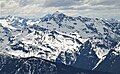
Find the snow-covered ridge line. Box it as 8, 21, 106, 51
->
2, 27, 87, 64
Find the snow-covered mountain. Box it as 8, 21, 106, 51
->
0, 11, 120, 74
94, 42, 120, 74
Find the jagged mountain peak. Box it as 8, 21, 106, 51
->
41, 11, 67, 23
52, 11, 65, 16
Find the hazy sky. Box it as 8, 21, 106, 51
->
0, 0, 120, 19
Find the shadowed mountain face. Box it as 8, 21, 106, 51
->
95, 49, 120, 74
0, 54, 57, 74
0, 54, 111, 74
0, 12, 120, 74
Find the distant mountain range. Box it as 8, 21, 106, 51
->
0, 11, 120, 74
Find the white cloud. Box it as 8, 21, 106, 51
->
0, 0, 120, 19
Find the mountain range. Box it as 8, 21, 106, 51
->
0, 11, 120, 74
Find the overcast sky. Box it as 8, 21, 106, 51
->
0, 0, 120, 19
